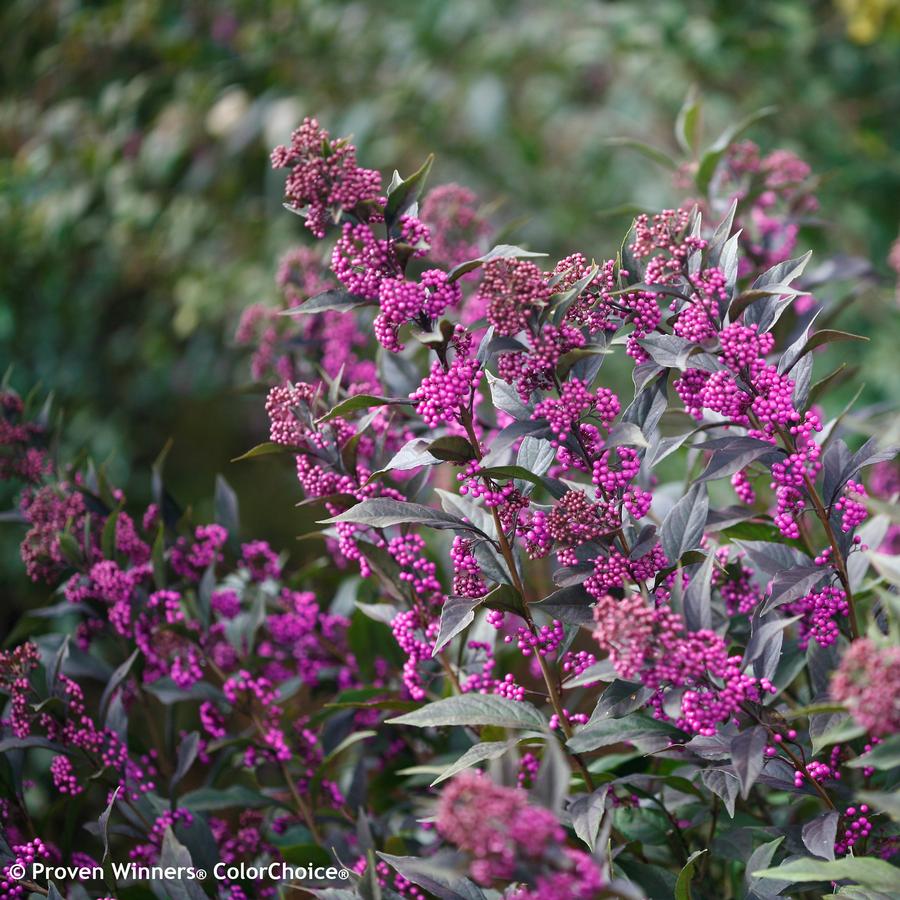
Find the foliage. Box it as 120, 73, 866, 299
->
2, 115, 899, 898
3, 0, 899, 471
4, 0, 900, 633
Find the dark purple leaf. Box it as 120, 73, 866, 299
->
802, 811, 839, 861
700, 768, 740, 817
624, 372, 669, 438
320, 499, 487, 536
744, 614, 800, 665
100, 649, 140, 722
695, 437, 781, 483
684, 550, 714, 631
661, 483, 708, 562
589, 680, 654, 720
387, 695, 546, 730
734, 540, 810, 577
533, 737, 570, 815
170, 731, 201, 794
280, 289, 371, 315
569, 786, 611, 851
378, 853, 488, 900
731, 726, 768, 798
761, 566, 824, 614
432, 596, 483, 655
533, 585, 594, 627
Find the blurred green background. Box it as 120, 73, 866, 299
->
2, 0, 899, 613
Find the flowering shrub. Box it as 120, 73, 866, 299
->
3, 116, 900, 898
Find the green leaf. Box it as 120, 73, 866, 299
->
811, 718, 865, 755
603, 136, 678, 170
278, 843, 335, 868
355, 602, 399, 625
231, 441, 289, 462
753, 857, 900, 891
430, 739, 522, 786
566, 715, 682, 753
675, 849, 708, 900
783, 702, 847, 719
868, 550, 900, 588
58, 530, 83, 566
614, 805, 671, 845
101, 508, 120, 560
317, 394, 413, 424
744, 837, 785, 896
427, 435, 477, 463
150, 437, 182, 531
386, 694, 546, 730
384, 154, 434, 229
44, 633, 71, 700
847, 734, 900, 770
809, 363, 857, 407
316, 730, 377, 780
325, 698, 419, 713
477, 464, 546, 487
803, 329, 869, 354
695, 106, 776, 193
144, 677, 224, 706
825, 888, 897, 900
858, 790, 900, 823
180, 785, 275, 812
675, 87, 702, 155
